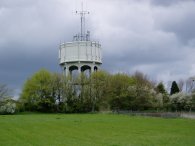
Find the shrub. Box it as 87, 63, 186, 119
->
0, 99, 16, 114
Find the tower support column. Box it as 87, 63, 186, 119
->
66, 66, 69, 76
78, 65, 81, 74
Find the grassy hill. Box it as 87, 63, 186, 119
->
0, 113, 194, 146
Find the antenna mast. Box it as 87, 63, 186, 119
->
75, 2, 89, 41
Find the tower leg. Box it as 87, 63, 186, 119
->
78, 66, 81, 74
91, 65, 94, 74
66, 66, 69, 76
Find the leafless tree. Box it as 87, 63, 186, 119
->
178, 79, 184, 92
0, 84, 12, 99
186, 77, 195, 93
133, 71, 155, 88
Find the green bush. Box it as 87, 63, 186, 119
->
0, 99, 16, 114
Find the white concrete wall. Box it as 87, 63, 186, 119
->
59, 41, 102, 64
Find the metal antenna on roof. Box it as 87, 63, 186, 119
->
76, 2, 89, 41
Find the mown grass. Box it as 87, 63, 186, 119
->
0, 113, 194, 146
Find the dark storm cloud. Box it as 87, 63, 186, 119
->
0, 0, 77, 96
0, 44, 59, 87
0, 0, 195, 97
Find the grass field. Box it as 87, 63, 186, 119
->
0, 113, 194, 146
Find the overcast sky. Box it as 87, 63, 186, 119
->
1, 0, 195, 97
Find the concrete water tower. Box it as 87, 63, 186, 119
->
59, 5, 102, 76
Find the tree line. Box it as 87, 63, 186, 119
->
1, 69, 195, 114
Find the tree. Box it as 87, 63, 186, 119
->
20, 69, 55, 112
72, 73, 92, 113
169, 92, 192, 112
156, 82, 167, 94
0, 84, 12, 99
133, 71, 155, 89
0, 84, 15, 114
156, 82, 169, 109
170, 81, 180, 95
0, 98, 16, 114
108, 73, 136, 111
178, 79, 184, 92
51, 73, 64, 103
186, 77, 195, 93
130, 71, 156, 111
90, 71, 110, 111
191, 92, 195, 111
50, 73, 66, 112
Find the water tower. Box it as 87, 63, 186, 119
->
59, 6, 102, 76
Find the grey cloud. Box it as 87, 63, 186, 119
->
0, 0, 195, 97
152, 1, 195, 43
150, 0, 189, 7
91, 0, 195, 81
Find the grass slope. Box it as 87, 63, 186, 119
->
0, 114, 194, 146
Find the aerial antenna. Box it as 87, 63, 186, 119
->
76, 2, 89, 41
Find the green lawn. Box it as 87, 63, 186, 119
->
0, 113, 194, 146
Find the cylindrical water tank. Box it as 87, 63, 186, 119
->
59, 41, 102, 65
